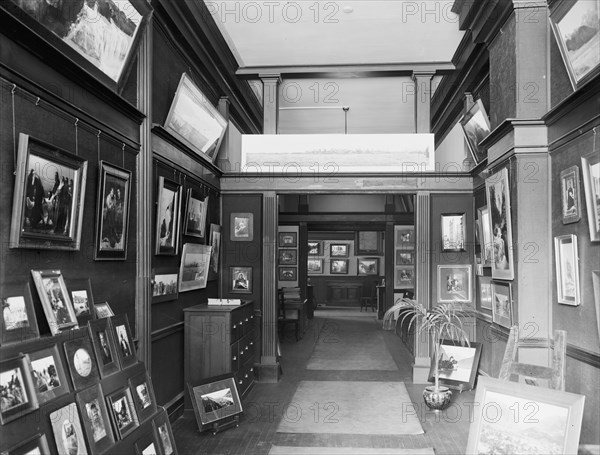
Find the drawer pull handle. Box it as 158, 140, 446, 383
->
233, 324, 237, 329
250, 342, 254, 346
250, 367, 254, 372
233, 356, 237, 361
240, 351, 244, 356
245, 374, 248, 378
245, 318, 249, 322
239, 380, 243, 385
240, 321, 243, 325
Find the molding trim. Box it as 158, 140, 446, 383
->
237, 62, 456, 77
566, 343, 600, 369
151, 321, 185, 342
164, 393, 184, 419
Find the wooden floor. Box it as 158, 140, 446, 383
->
173, 309, 473, 455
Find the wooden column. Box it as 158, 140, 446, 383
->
258, 191, 281, 381
260, 74, 281, 134
135, 19, 153, 368
412, 71, 435, 134
216, 96, 231, 171
413, 192, 431, 383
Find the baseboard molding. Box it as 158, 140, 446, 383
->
566, 343, 600, 369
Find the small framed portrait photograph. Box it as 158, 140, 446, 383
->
279, 267, 297, 281
395, 226, 415, 247
208, 224, 222, 281
560, 166, 582, 224
429, 340, 482, 392
179, 243, 212, 292
106, 386, 139, 440
278, 232, 298, 248
581, 150, 600, 241
357, 257, 379, 276
278, 249, 298, 265
356, 231, 383, 256
63, 335, 100, 392
9, 133, 87, 251
395, 251, 414, 265
31, 269, 78, 335
155, 176, 182, 256
441, 213, 466, 252
188, 373, 243, 430
460, 98, 491, 164
111, 314, 137, 369
88, 318, 120, 378
0, 354, 38, 425
153, 409, 178, 455
437, 265, 472, 303
491, 280, 513, 328
152, 268, 179, 304
1, 283, 39, 346
330, 244, 349, 258
554, 234, 580, 306
27, 345, 70, 405
307, 259, 323, 274
129, 372, 157, 424
49, 402, 87, 454
134, 430, 160, 455
95, 161, 131, 260
230, 267, 252, 294
230, 213, 254, 241
76, 383, 115, 454
395, 267, 415, 289
94, 302, 115, 319
308, 241, 322, 256
184, 188, 208, 238
330, 259, 349, 275
0, 433, 50, 455
477, 276, 493, 311
67, 278, 95, 326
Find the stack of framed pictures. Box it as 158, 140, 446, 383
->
394, 226, 415, 290
278, 230, 298, 284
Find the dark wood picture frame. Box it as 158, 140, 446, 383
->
153, 409, 178, 455
560, 165, 582, 224
0, 354, 38, 425
106, 386, 139, 440
94, 302, 115, 319
27, 344, 70, 405
31, 269, 79, 335
278, 249, 298, 265
111, 314, 137, 369
278, 267, 297, 281
357, 257, 379, 276
308, 241, 322, 256
134, 429, 160, 455
330, 259, 349, 274
49, 402, 87, 454
10, 134, 88, 251
460, 99, 491, 164
330, 243, 349, 258
152, 268, 179, 304
355, 231, 383, 256
184, 188, 208, 239
95, 161, 132, 261
307, 258, 323, 274
230, 266, 252, 294
0, 433, 50, 455
1, 282, 39, 346
129, 371, 157, 424
208, 224, 222, 281
155, 176, 182, 256
230, 213, 254, 241
63, 335, 100, 392
395, 266, 415, 289
179, 243, 212, 292
88, 318, 120, 378
76, 383, 115, 454
428, 340, 482, 392
441, 213, 467, 252
581, 150, 600, 241
67, 278, 95, 326
188, 373, 243, 429
491, 280, 513, 328
278, 232, 298, 247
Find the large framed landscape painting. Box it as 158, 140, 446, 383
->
1, 0, 152, 92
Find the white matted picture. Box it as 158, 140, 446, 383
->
395, 267, 415, 289
429, 340, 482, 391
308, 241, 322, 256
230, 266, 252, 293
477, 206, 493, 266
230, 213, 253, 242
477, 276, 493, 311
441, 213, 466, 252
554, 235, 580, 306
560, 165, 582, 224
395, 226, 415, 247
307, 259, 323, 274
188, 374, 243, 429
437, 265, 472, 303
486, 168, 514, 280
28, 345, 70, 405
94, 302, 115, 319
581, 149, 600, 241
155, 177, 182, 256
31, 269, 78, 335
67, 278, 95, 326
1, 283, 39, 345
152, 269, 179, 304
491, 280, 513, 328
0, 355, 38, 425
179, 243, 212, 292
330, 244, 349, 258
184, 189, 208, 238
49, 402, 87, 455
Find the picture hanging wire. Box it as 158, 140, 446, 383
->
11, 84, 16, 173
122, 143, 125, 168
97, 130, 102, 162
74, 118, 79, 156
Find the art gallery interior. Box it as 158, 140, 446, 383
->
0, 0, 599, 454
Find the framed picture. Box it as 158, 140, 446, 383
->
307, 259, 323, 274
111, 314, 137, 369
581, 150, 600, 241
67, 278, 95, 326
9, 134, 87, 251
554, 235, 580, 306
395, 251, 414, 265
593, 271, 600, 342
395, 267, 415, 289
395, 226, 415, 248
441, 213, 466, 252
278, 232, 298, 248
460, 98, 491, 164
477, 276, 493, 311
184, 188, 208, 238
179, 243, 212, 292
330, 244, 349, 257
106, 386, 138, 440
308, 241, 322, 256
63, 335, 100, 392
355, 231, 383, 255
95, 161, 132, 260
279, 267, 297, 281
486, 168, 515, 280
0, 355, 38, 425
1, 0, 151, 91
330, 259, 349, 275
153, 410, 178, 455
31, 269, 78, 335
357, 257, 379, 276
230, 213, 254, 241
477, 206, 493, 266
549, 0, 600, 90
188, 373, 243, 429
155, 176, 182, 255
0, 433, 50, 455
27, 345, 70, 405
164, 73, 228, 163
428, 340, 482, 391
466, 376, 585, 454
152, 268, 179, 304
230, 266, 252, 294
437, 264, 472, 303
76, 383, 115, 454
208, 224, 222, 281
49, 402, 87, 455
134, 430, 160, 455
278, 249, 298, 265
94, 302, 115, 319
491, 280, 513, 328
560, 166, 582, 224
1, 283, 39, 345
129, 372, 157, 424
88, 318, 120, 378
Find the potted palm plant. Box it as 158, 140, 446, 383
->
392, 297, 473, 411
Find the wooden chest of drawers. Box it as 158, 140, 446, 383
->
183, 301, 258, 412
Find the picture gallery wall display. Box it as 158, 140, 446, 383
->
491, 280, 513, 328
208, 224, 222, 281
67, 278, 95, 326
184, 189, 208, 239
179, 243, 212, 292
10, 133, 88, 251
441, 213, 466, 252
1, 283, 39, 346
0, 354, 38, 425
230, 267, 252, 293
581, 149, 600, 241
560, 165, 582, 224
437, 265, 472, 303
155, 176, 182, 256
152, 269, 179, 304
76, 383, 115, 454
460, 99, 491, 164
31, 269, 79, 336
554, 235, 581, 306
230, 213, 254, 242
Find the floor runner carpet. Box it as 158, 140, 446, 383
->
276, 381, 424, 435
269, 446, 435, 454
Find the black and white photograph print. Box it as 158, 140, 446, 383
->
278, 232, 297, 247
230, 266, 252, 293
152, 270, 179, 304
28, 346, 70, 404
357, 258, 378, 276
201, 388, 234, 414
208, 224, 221, 280
1, 283, 40, 346
307, 259, 323, 274
116, 325, 132, 359
94, 302, 115, 319
396, 252, 414, 265
75, 384, 115, 452
156, 421, 175, 455
491, 280, 513, 328
88, 317, 120, 378
49, 402, 88, 455
0, 367, 29, 415
395, 267, 415, 289
437, 265, 472, 303
230, 213, 254, 241
560, 166, 582, 224
107, 387, 138, 439
430, 341, 482, 391
308, 241, 322, 256
31, 269, 78, 335
330, 259, 348, 274
2, 295, 29, 332
278, 249, 298, 265
68, 278, 95, 326
64, 337, 100, 392
71, 290, 91, 319
581, 149, 600, 241
460, 99, 491, 164
329, 243, 348, 258
129, 372, 156, 424
155, 177, 182, 256
184, 189, 208, 238
111, 314, 137, 369
179, 244, 212, 292
278, 267, 297, 281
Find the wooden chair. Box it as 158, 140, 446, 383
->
278, 290, 299, 341
360, 282, 377, 312
498, 325, 566, 391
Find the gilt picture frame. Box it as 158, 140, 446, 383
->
31, 269, 78, 335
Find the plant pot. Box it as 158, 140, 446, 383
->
422, 385, 452, 411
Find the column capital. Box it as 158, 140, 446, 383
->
259, 74, 282, 84
411, 71, 435, 81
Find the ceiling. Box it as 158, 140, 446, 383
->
204, 0, 465, 71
